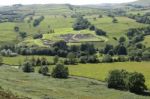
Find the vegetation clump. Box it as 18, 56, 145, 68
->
22, 61, 34, 73
107, 69, 147, 94
52, 64, 69, 78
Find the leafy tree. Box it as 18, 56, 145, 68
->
104, 44, 113, 54
39, 66, 49, 75
14, 26, 19, 32
66, 52, 77, 65
19, 32, 27, 39
80, 43, 96, 55
142, 50, 150, 61
119, 36, 126, 43
52, 64, 69, 79
53, 55, 59, 64
69, 45, 79, 52
89, 25, 95, 31
33, 16, 44, 27
128, 72, 147, 94
112, 18, 118, 23
107, 69, 129, 90
73, 16, 90, 30
87, 55, 99, 63
53, 40, 67, 50
22, 61, 34, 73
79, 56, 87, 63
95, 28, 106, 36
98, 15, 103, 18
117, 45, 127, 55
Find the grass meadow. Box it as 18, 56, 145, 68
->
68, 62, 150, 88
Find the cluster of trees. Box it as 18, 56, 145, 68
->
107, 69, 147, 94
23, 57, 51, 66
126, 27, 150, 61
14, 26, 28, 39
73, 15, 107, 36
127, 27, 150, 44
128, 13, 150, 24
33, 16, 44, 27
73, 16, 91, 30
16, 41, 96, 57
101, 43, 127, 56
22, 60, 69, 78
19, 32, 27, 39
0, 49, 18, 57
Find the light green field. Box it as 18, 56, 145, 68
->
3, 55, 54, 65
0, 22, 17, 43
0, 66, 150, 99
68, 62, 150, 88
89, 16, 147, 37
0, 15, 147, 48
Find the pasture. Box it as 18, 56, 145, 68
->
68, 62, 150, 88
0, 66, 150, 99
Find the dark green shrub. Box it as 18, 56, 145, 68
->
52, 64, 69, 79
107, 69, 128, 90
39, 66, 49, 75
128, 72, 147, 94
22, 61, 34, 73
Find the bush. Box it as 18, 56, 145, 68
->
33, 33, 43, 39
106, 69, 147, 94
128, 72, 147, 94
22, 61, 34, 73
38, 66, 49, 75
79, 56, 87, 63
107, 70, 128, 90
142, 51, 150, 61
119, 36, 126, 43
73, 16, 91, 30
66, 52, 77, 65
102, 55, 113, 63
95, 28, 106, 36
89, 25, 95, 31
112, 18, 118, 23
52, 64, 69, 78
87, 55, 99, 63
118, 55, 128, 62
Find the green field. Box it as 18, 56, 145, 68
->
0, 2, 150, 99
3, 55, 54, 65
0, 15, 147, 47
0, 66, 150, 99
69, 62, 150, 88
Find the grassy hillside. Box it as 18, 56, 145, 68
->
69, 62, 150, 88
0, 66, 150, 99
132, 0, 150, 6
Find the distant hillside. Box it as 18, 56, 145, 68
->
132, 0, 150, 6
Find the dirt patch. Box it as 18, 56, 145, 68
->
58, 33, 98, 43
42, 40, 55, 46
74, 34, 96, 40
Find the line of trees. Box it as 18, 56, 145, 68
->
33, 16, 44, 27
127, 13, 150, 24
73, 15, 107, 36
